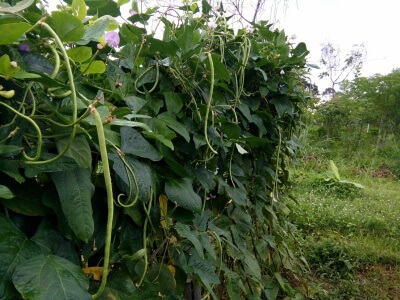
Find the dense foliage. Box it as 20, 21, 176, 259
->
306, 69, 400, 177
0, 0, 309, 299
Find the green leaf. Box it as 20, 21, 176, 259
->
21, 52, 55, 76
0, 54, 21, 79
264, 278, 279, 300
175, 222, 204, 258
165, 178, 202, 212
176, 25, 201, 54
145, 37, 179, 56
83, 17, 109, 40
208, 53, 231, 82
164, 92, 183, 114
200, 234, 216, 260
0, 213, 42, 300
0, 185, 13, 199
1, 180, 50, 216
0, 158, 25, 183
157, 112, 190, 142
146, 264, 176, 296
12, 255, 91, 300
111, 154, 154, 204
0, 144, 20, 157
117, 0, 130, 7
67, 46, 92, 62
243, 249, 261, 280
32, 219, 79, 264
50, 12, 85, 42
51, 168, 95, 241
202, 0, 212, 14
24, 154, 78, 178
225, 185, 247, 206
339, 180, 364, 189
98, 269, 139, 300
146, 132, 174, 150
81, 0, 108, 10
221, 122, 241, 140
329, 160, 341, 181
80, 60, 106, 74
0, 0, 34, 13
88, 0, 119, 17
292, 42, 308, 57
275, 30, 286, 47
120, 127, 162, 161
188, 252, 219, 295
0, 22, 30, 45
71, 0, 87, 21
125, 95, 147, 113
56, 135, 92, 169
270, 98, 294, 118
225, 272, 241, 300
111, 119, 152, 132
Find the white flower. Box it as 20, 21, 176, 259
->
280, 70, 285, 75
247, 27, 254, 34
207, 20, 217, 29
10, 61, 18, 68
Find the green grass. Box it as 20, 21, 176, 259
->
290, 158, 400, 299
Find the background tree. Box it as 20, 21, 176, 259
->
319, 43, 366, 99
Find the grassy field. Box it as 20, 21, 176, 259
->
290, 157, 400, 299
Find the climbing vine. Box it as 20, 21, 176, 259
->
0, 0, 309, 299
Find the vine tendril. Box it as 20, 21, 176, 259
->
134, 61, 159, 95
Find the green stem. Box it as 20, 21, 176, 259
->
48, 44, 61, 79
204, 52, 218, 154
76, 50, 101, 80
138, 189, 153, 287
0, 102, 42, 161
106, 139, 140, 208
90, 104, 114, 299
134, 62, 159, 94
25, 21, 78, 165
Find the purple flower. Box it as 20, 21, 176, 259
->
105, 31, 120, 48
18, 43, 30, 52
129, 10, 138, 16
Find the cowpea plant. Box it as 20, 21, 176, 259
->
0, 0, 309, 299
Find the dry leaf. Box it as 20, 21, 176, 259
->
82, 266, 103, 281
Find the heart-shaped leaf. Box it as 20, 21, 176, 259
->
12, 255, 91, 300
0, 214, 41, 300
49, 12, 85, 42
0, 22, 30, 45
56, 135, 92, 169
80, 60, 106, 74
0, 185, 14, 199
120, 127, 162, 161
165, 178, 201, 212
71, 0, 87, 21
67, 46, 92, 63
51, 168, 95, 241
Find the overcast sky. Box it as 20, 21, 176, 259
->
259, 0, 400, 90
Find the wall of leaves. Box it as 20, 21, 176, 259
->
0, 0, 309, 299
